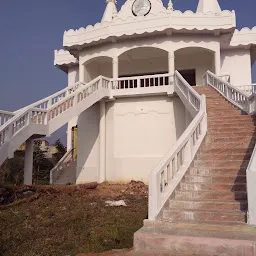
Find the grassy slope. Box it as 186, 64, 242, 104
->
0, 184, 148, 256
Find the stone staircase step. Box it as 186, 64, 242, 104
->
197, 154, 251, 161
193, 160, 249, 168
135, 221, 256, 256
208, 128, 256, 133
169, 199, 248, 211
162, 209, 247, 223
201, 141, 256, 149
198, 148, 254, 155
180, 182, 246, 192
185, 174, 246, 183
174, 190, 247, 200
189, 167, 246, 176
207, 136, 256, 143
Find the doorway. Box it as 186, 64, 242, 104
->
179, 69, 196, 86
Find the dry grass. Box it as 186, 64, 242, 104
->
0, 183, 148, 256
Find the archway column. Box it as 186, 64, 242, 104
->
168, 51, 175, 85
24, 138, 33, 185
112, 56, 119, 89
99, 101, 106, 183
214, 50, 221, 76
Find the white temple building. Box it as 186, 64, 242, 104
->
53, 0, 256, 185
3, 0, 256, 252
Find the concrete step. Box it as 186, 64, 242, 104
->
189, 167, 246, 176
196, 154, 251, 161
198, 147, 254, 155
193, 159, 249, 168
207, 136, 256, 143
169, 199, 248, 212
208, 127, 256, 133
208, 117, 256, 123
208, 123, 256, 129
162, 209, 247, 223
180, 182, 246, 192
185, 174, 246, 184
201, 141, 256, 149
135, 221, 256, 256
174, 190, 247, 200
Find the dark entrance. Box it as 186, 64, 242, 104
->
179, 69, 196, 86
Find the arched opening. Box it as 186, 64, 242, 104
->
118, 47, 168, 77
175, 47, 215, 86
83, 56, 113, 82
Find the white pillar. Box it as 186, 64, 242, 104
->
113, 56, 119, 78
24, 139, 33, 185
168, 52, 175, 85
112, 56, 119, 89
79, 62, 85, 83
214, 50, 221, 76
99, 101, 106, 183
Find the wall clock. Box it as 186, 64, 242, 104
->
132, 0, 152, 17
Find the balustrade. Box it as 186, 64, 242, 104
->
113, 74, 171, 90
149, 71, 207, 220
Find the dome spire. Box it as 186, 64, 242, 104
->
196, 0, 221, 14
167, 0, 174, 11
102, 0, 117, 23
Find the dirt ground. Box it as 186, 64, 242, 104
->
0, 182, 148, 256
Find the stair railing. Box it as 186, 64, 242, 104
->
204, 71, 256, 114
50, 148, 74, 185
236, 84, 256, 96
148, 71, 207, 220
0, 110, 15, 127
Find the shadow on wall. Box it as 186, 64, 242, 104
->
76, 103, 100, 183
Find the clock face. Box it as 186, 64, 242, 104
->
132, 0, 151, 17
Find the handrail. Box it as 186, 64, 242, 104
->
148, 71, 207, 220
236, 84, 256, 96
204, 71, 255, 114
0, 110, 15, 127
50, 148, 74, 184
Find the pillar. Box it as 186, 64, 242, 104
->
24, 139, 33, 185
112, 56, 119, 88
99, 101, 106, 183
168, 52, 175, 85
214, 50, 221, 76
79, 62, 85, 83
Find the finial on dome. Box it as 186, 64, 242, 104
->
167, 0, 174, 11
102, 0, 118, 23
196, 0, 221, 14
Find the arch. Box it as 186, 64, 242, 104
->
174, 47, 215, 85
82, 56, 113, 82
117, 45, 169, 58
118, 46, 169, 77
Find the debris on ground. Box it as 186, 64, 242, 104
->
105, 200, 127, 207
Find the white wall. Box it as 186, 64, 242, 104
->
175, 48, 215, 85
221, 49, 252, 86
105, 95, 188, 184
76, 103, 100, 184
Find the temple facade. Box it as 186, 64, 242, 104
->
53, 0, 256, 184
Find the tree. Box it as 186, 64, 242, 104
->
53, 139, 67, 162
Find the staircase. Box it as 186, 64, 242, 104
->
0, 76, 111, 168
134, 86, 256, 255
50, 149, 77, 185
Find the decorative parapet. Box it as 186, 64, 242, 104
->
230, 27, 256, 47
54, 49, 78, 72
63, 10, 236, 49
